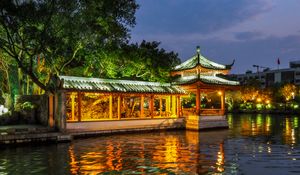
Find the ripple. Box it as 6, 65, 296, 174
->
1, 114, 300, 174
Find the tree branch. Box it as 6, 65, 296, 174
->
59, 43, 82, 72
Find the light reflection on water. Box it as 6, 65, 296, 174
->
1, 114, 300, 174
66, 131, 228, 174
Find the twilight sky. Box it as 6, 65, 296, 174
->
130, 0, 300, 74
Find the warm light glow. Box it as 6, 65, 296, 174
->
164, 137, 178, 164
218, 91, 222, 96
68, 146, 80, 174
256, 98, 261, 103
216, 143, 225, 172
265, 100, 270, 104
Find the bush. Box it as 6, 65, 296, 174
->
15, 101, 36, 112
14, 101, 37, 124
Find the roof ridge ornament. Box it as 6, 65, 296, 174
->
226, 59, 235, 69
196, 46, 200, 65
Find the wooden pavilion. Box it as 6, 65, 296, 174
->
51, 76, 186, 131
51, 46, 239, 131
171, 46, 239, 129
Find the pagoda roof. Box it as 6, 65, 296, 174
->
58, 76, 186, 94
172, 75, 240, 86
173, 54, 234, 71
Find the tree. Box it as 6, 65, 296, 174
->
225, 91, 242, 111
0, 51, 11, 94
240, 79, 261, 102
0, 0, 138, 92
72, 40, 181, 82
120, 41, 180, 82
280, 83, 297, 101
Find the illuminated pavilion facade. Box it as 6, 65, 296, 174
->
51, 46, 239, 131
171, 46, 239, 117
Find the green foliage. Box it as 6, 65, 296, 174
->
70, 40, 181, 82
14, 101, 36, 112
118, 41, 180, 82
280, 83, 297, 101
2, 93, 12, 109
226, 91, 242, 111
0, 0, 138, 92
182, 93, 196, 108
0, 0, 181, 97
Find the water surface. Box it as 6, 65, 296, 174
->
1, 114, 300, 174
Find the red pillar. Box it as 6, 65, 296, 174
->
196, 87, 201, 115
78, 92, 82, 122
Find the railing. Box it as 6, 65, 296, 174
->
182, 108, 225, 117
200, 109, 224, 116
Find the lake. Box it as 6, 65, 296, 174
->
1, 114, 300, 174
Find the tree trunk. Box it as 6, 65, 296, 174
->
18, 68, 24, 95
26, 75, 30, 95
15, 57, 49, 92
5, 69, 11, 95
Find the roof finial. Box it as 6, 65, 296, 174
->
196, 46, 200, 64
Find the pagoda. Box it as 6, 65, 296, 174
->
171, 46, 239, 130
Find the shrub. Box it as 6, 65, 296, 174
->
15, 101, 36, 112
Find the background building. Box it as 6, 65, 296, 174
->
231, 61, 300, 87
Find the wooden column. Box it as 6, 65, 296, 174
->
166, 96, 171, 116
150, 95, 154, 118
78, 92, 82, 122
61, 92, 66, 130
171, 95, 176, 116
71, 93, 75, 121
140, 95, 144, 118
221, 90, 225, 115
109, 95, 113, 119
159, 97, 162, 116
196, 87, 201, 115
117, 95, 121, 120
48, 94, 54, 127
177, 96, 181, 117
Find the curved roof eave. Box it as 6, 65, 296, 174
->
172, 54, 234, 71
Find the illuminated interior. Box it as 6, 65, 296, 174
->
66, 92, 179, 122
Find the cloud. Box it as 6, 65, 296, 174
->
133, 33, 300, 74
130, 0, 300, 74
177, 35, 300, 74
235, 31, 263, 40
133, 0, 272, 35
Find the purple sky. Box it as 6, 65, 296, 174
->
130, 0, 300, 74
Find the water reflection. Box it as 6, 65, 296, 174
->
1, 114, 300, 174
226, 114, 300, 174
216, 143, 225, 173
228, 114, 300, 145
65, 130, 229, 174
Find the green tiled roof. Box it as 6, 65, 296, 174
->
173, 54, 234, 71
59, 76, 186, 94
172, 75, 240, 86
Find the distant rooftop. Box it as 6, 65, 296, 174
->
290, 60, 300, 68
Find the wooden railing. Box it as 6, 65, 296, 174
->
182, 108, 225, 117
200, 109, 224, 116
